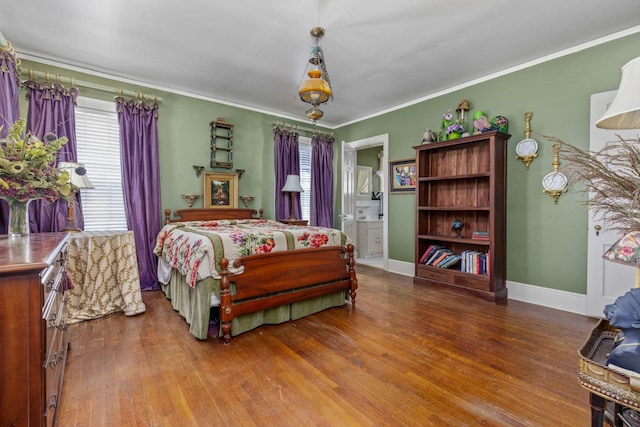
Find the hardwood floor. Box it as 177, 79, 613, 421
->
57, 264, 598, 426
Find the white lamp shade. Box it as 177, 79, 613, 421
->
58, 162, 95, 189
596, 56, 640, 130
281, 174, 303, 192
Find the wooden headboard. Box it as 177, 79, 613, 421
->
164, 208, 264, 224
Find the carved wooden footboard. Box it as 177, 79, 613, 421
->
218, 244, 357, 344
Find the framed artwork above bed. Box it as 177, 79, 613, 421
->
203, 172, 239, 208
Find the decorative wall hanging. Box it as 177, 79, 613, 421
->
515, 112, 538, 170
203, 172, 238, 209
389, 159, 416, 193
181, 194, 200, 208
542, 143, 568, 204
210, 117, 233, 169
193, 165, 204, 177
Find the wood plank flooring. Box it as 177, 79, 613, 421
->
57, 264, 598, 426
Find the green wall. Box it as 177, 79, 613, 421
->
336, 32, 640, 294
18, 31, 640, 295
17, 60, 331, 222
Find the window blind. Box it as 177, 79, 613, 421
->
75, 97, 127, 230
299, 136, 311, 221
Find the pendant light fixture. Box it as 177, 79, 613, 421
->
298, 27, 333, 123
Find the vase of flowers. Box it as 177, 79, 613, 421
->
6, 198, 31, 237
0, 118, 74, 238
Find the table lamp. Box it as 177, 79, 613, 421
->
58, 162, 94, 231
281, 174, 303, 221
596, 56, 640, 130
602, 231, 640, 288
597, 53, 640, 282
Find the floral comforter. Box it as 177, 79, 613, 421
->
154, 219, 350, 287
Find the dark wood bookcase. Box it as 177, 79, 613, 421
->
413, 131, 509, 302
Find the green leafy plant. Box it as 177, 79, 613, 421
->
0, 118, 74, 202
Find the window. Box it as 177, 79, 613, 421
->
75, 97, 127, 230
299, 136, 311, 221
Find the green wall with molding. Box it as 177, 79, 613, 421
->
336, 32, 640, 294
16, 30, 640, 295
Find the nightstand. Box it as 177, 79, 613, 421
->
279, 219, 309, 226
66, 230, 146, 323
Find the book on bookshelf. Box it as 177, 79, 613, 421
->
425, 248, 450, 265
428, 249, 453, 267
438, 254, 461, 269
420, 245, 444, 264
460, 250, 489, 275
471, 231, 490, 240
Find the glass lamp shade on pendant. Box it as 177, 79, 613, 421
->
305, 105, 324, 121
298, 69, 332, 105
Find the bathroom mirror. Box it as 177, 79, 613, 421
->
356, 166, 372, 199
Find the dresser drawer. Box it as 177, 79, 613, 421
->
41, 238, 70, 427
44, 325, 68, 426
0, 233, 70, 427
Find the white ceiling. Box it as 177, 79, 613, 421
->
2, 0, 640, 127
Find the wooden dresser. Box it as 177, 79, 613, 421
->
0, 233, 71, 427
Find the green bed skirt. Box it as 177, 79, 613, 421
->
160, 269, 347, 340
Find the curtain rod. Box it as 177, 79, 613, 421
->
21, 68, 163, 103
272, 120, 333, 137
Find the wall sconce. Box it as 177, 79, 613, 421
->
235, 169, 245, 179
181, 194, 200, 207
240, 195, 254, 207
193, 166, 204, 177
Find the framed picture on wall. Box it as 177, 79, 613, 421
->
389, 159, 416, 193
203, 172, 239, 208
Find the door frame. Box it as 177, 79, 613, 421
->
342, 134, 389, 270
586, 90, 638, 317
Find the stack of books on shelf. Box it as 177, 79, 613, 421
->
460, 250, 490, 275
419, 245, 460, 269
471, 231, 490, 241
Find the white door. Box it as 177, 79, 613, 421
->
341, 134, 390, 270
340, 141, 356, 243
586, 90, 639, 317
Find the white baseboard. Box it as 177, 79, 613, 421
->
506, 280, 588, 316
385, 260, 589, 316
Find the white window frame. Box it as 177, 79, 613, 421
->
299, 136, 311, 221
75, 97, 127, 230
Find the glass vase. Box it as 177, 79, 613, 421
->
7, 198, 31, 238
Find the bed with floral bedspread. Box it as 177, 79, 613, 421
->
154, 208, 357, 343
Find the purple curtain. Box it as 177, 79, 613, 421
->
274, 127, 300, 220
23, 80, 81, 232
0, 43, 21, 234
310, 133, 334, 227
116, 97, 161, 291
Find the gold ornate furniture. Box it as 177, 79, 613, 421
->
0, 233, 71, 427
66, 230, 146, 323
578, 319, 640, 426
